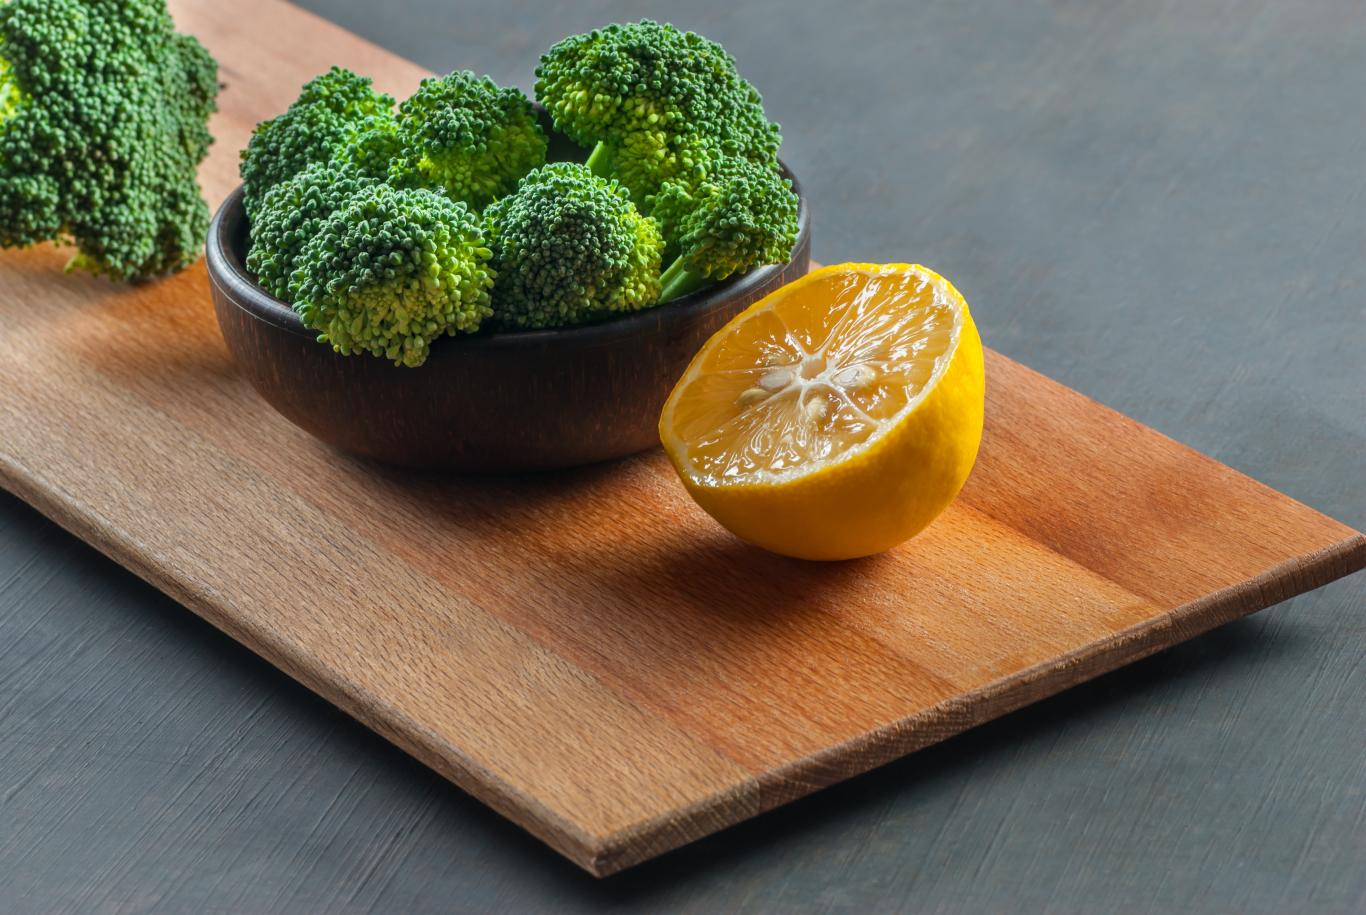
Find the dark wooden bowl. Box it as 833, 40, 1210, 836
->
206, 169, 810, 472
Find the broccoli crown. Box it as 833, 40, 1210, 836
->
0, 0, 219, 281
389, 71, 547, 211
292, 184, 494, 368
653, 156, 798, 303
484, 162, 663, 330
534, 20, 780, 200
240, 66, 394, 217
245, 161, 378, 301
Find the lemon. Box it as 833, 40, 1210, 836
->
659, 263, 985, 560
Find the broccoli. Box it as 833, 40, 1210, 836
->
484, 162, 663, 329
245, 161, 378, 301
342, 115, 407, 183
534, 20, 780, 203
388, 71, 547, 211
292, 183, 494, 368
652, 155, 798, 303
242, 27, 795, 346
240, 66, 394, 217
0, 0, 219, 281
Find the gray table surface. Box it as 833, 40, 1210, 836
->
3, 1, 1364, 912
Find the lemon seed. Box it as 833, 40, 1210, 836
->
736, 387, 767, 407
803, 398, 829, 425
758, 368, 793, 391
834, 364, 878, 388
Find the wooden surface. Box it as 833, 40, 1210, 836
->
2, 0, 1365, 896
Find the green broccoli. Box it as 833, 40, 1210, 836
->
484, 162, 663, 329
343, 115, 406, 181
388, 71, 547, 210
292, 183, 495, 368
652, 155, 798, 303
245, 161, 378, 301
240, 67, 394, 217
0, 0, 219, 281
534, 20, 780, 203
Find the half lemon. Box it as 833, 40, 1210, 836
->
659, 263, 985, 560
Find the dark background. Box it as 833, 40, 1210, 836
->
3, 1, 1364, 912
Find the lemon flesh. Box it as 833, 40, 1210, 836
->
660, 263, 985, 560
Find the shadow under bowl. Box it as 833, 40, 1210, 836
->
205, 169, 811, 472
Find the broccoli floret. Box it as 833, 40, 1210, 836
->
652, 155, 798, 303
534, 20, 780, 202
0, 0, 219, 281
484, 162, 663, 329
388, 71, 547, 210
292, 184, 494, 368
240, 66, 394, 217
342, 114, 405, 181
245, 161, 378, 301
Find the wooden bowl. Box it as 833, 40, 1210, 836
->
206, 170, 810, 472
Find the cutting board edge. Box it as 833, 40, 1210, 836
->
588, 530, 1366, 876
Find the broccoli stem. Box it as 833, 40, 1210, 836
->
585, 141, 614, 178
657, 257, 712, 303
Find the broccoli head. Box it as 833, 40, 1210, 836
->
0, 0, 219, 281
652, 155, 798, 303
484, 162, 663, 329
534, 20, 780, 202
292, 184, 494, 368
389, 71, 547, 211
240, 66, 395, 217
245, 161, 378, 302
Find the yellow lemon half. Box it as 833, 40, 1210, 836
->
659, 263, 985, 560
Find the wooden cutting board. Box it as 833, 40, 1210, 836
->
2, 0, 1362, 878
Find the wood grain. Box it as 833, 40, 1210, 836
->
0, 0, 1362, 878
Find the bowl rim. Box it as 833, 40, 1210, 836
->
206, 162, 810, 352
